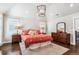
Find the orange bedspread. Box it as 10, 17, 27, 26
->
21, 34, 52, 47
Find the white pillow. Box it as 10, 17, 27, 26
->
28, 30, 35, 35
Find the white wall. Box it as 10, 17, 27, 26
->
47, 12, 79, 45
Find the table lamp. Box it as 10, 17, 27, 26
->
15, 24, 23, 34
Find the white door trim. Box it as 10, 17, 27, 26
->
72, 17, 76, 45
73, 17, 79, 45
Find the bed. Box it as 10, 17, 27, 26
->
21, 29, 52, 49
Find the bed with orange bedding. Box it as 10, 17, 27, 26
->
21, 34, 52, 48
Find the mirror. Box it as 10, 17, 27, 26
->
56, 22, 66, 32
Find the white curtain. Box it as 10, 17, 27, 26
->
5, 18, 20, 41
0, 14, 3, 45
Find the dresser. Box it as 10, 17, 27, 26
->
51, 32, 70, 44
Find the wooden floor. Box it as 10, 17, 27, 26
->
0, 43, 22, 55
0, 42, 79, 55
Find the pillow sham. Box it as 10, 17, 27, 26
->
22, 29, 41, 35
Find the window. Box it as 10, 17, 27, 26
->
5, 18, 20, 40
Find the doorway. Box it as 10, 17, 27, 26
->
74, 17, 79, 45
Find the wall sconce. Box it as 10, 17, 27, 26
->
37, 5, 46, 17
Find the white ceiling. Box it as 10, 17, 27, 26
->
0, 3, 79, 18
47, 3, 79, 17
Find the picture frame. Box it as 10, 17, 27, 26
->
37, 5, 46, 17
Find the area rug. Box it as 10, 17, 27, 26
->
19, 42, 69, 55
0, 51, 2, 55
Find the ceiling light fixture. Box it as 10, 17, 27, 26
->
70, 3, 74, 7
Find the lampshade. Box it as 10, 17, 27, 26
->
15, 24, 23, 29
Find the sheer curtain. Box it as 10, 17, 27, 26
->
0, 14, 3, 45
5, 18, 19, 42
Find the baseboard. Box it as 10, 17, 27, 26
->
3, 41, 12, 44
0, 40, 12, 46
0, 43, 3, 46
70, 42, 76, 45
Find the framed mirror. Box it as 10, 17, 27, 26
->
56, 22, 66, 32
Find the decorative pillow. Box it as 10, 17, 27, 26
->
22, 29, 41, 35
22, 29, 30, 35
28, 30, 35, 35
37, 30, 41, 34
34, 30, 39, 35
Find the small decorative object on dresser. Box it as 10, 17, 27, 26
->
12, 34, 21, 43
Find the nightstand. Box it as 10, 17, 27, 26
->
12, 34, 21, 43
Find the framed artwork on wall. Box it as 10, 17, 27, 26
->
37, 5, 46, 17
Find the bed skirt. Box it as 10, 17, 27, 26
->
28, 41, 52, 49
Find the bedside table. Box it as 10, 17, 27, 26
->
12, 34, 21, 43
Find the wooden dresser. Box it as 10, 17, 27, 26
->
12, 34, 21, 43
51, 32, 70, 44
